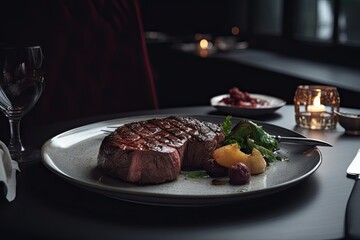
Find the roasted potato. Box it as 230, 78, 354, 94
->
247, 148, 267, 174
212, 143, 266, 175
212, 143, 249, 168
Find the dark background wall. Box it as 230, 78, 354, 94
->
138, 0, 360, 110
138, 0, 246, 37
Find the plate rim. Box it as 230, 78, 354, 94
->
41, 114, 321, 206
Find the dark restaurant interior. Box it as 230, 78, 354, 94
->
139, 0, 360, 109
0, 0, 359, 135
1, 1, 360, 240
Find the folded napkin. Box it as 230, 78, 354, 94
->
0, 141, 20, 202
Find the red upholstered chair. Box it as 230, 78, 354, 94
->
0, 0, 158, 131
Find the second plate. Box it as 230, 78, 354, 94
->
210, 94, 286, 117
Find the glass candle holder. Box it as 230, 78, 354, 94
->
294, 85, 340, 130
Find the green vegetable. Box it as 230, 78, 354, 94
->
183, 171, 209, 179
220, 115, 233, 137
221, 118, 280, 163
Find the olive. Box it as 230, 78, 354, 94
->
228, 162, 251, 185
203, 158, 228, 177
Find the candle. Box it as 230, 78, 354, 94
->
198, 38, 214, 57
307, 92, 325, 114
294, 85, 340, 130
199, 39, 209, 49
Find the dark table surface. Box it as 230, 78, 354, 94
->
1, 105, 359, 240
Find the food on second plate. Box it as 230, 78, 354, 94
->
97, 116, 225, 184
219, 87, 269, 108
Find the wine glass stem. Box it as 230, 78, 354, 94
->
8, 117, 25, 160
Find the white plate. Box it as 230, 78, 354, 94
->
210, 94, 286, 117
41, 115, 321, 206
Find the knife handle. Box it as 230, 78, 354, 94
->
346, 178, 360, 240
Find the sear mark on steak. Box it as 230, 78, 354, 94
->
97, 116, 225, 184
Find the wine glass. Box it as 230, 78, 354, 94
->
0, 45, 45, 163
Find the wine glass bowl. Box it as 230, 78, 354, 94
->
0, 45, 45, 163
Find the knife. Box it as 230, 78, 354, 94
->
346, 148, 360, 240
272, 135, 332, 147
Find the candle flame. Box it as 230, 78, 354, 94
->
199, 39, 209, 49
313, 92, 321, 106
307, 91, 325, 113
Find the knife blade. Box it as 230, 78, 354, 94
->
346, 147, 360, 240
272, 135, 332, 147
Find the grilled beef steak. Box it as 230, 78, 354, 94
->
97, 116, 225, 184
